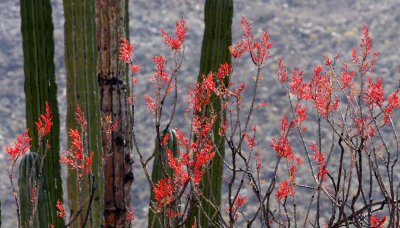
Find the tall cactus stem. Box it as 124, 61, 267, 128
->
20, 0, 63, 226
63, 0, 103, 226
190, 0, 233, 227
18, 152, 52, 228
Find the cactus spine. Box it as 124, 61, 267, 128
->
63, 0, 103, 226
191, 0, 233, 226
148, 129, 180, 228
18, 152, 51, 228
20, 0, 63, 226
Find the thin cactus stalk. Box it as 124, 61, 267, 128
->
63, 0, 103, 226
148, 129, 180, 228
20, 0, 63, 226
190, 0, 233, 226
96, 0, 134, 226
18, 152, 51, 228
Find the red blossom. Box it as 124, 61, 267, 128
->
310, 65, 338, 116
216, 63, 232, 80
241, 16, 252, 39
280, 115, 290, 132
324, 56, 332, 66
35, 102, 53, 138
355, 116, 376, 138
127, 206, 135, 222
153, 177, 175, 208
119, 37, 133, 63
229, 40, 246, 58
277, 58, 288, 83
340, 63, 356, 89
244, 132, 256, 149
352, 48, 359, 64
289, 68, 311, 100
365, 76, 384, 107
152, 56, 169, 84
192, 140, 215, 184
276, 180, 295, 200
311, 143, 328, 181
167, 148, 189, 186
75, 105, 87, 132
56, 199, 66, 219
271, 136, 293, 160
384, 92, 399, 124
4, 129, 31, 161
361, 25, 373, 58
161, 17, 187, 50
370, 214, 386, 228
130, 64, 140, 74
144, 95, 157, 115
296, 104, 307, 123
225, 195, 247, 221
60, 128, 93, 176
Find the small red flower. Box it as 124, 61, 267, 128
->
75, 105, 87, 132
161, 17, 187, 50
56, 199, 66, 219
311, 143, 328, 181
225, 195, 247, 221
153, 177, 175, 208
271, 136, 293, 160
277, 58, 288, 83
119, 37, 133, 63
4, 129, 31, 161
276, 180, 295, 200
384, 92, 399, 124
370, 214, 386, 228
127, 206, 134, 222
60, 128, 93, 176
365, 76, 384, 107
35, 102, 53, 138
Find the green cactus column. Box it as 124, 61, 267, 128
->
191, 0, 233, 226
21, 0, 63, 226
96, 0, 134, 226
18, 152, 52, 228
64, 0, 103, 227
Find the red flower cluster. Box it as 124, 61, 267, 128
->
311, 143, 328, 181
276, 180, 295, 201
4, 129, 31, 161
225, 195, 247, 221
289, 68, 310, 101
60, 128, 93, 177
370, 214, 386, 228
75, 105, 87, 132
365, 76, 384, 107
153, 177, 175, 208
119, 37, 140, 74
152, 56, 169, 85
119, 37, 133, 63
384, 92, 399, 124
271, 136, 293, 160
56, 199, 66, 219
310, 65, 339, 117
127, 206, 135, 222
161, 17, 187, 50
229, 17, 272, 65
35, 102, 53, 138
